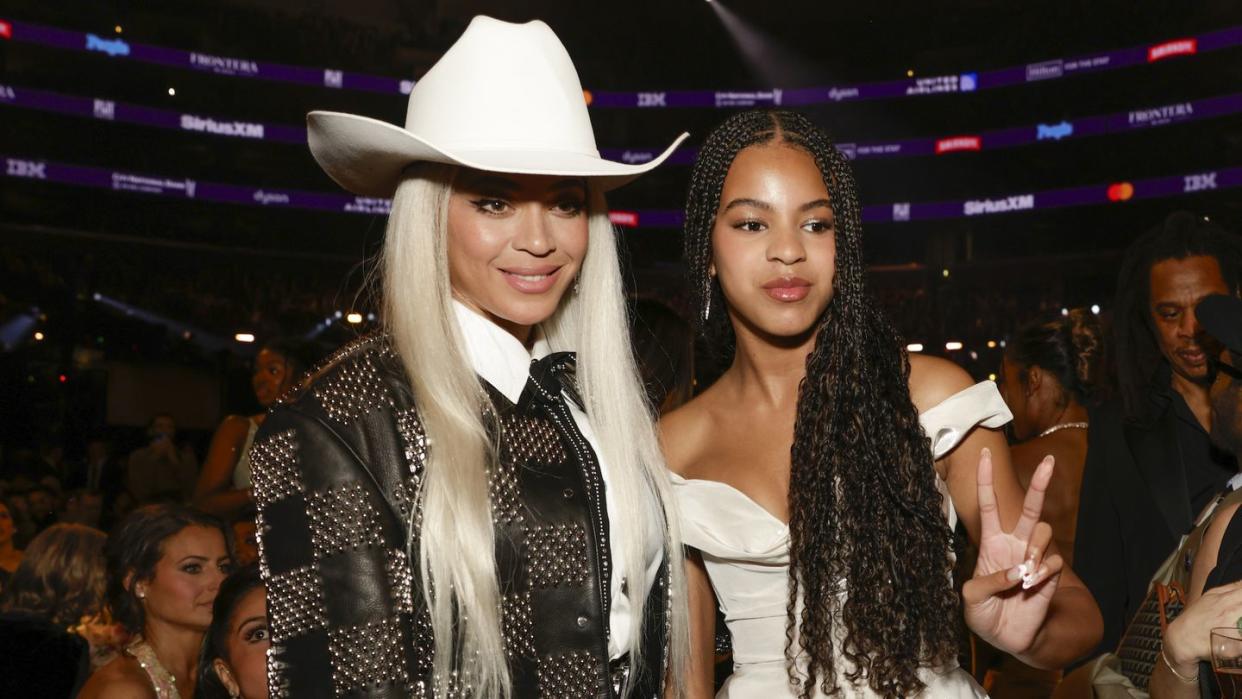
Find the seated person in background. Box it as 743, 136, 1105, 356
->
127, 414, 199, 505
1151, 294, 1242, 698
985, 308, 1107, 696
0, 500, 23, 590
0, 523, 108, 698
195, 564, 268, 699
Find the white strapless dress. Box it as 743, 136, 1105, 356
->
673, 382, 1012, 698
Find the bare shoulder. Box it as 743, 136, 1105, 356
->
1205, 502, 1242, 562
78, 655, 155, 699
658, 389, 720, 477
907, 353, 976, 413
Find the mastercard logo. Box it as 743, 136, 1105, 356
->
1107, 182, 1134, 202
583, 89, 593, 106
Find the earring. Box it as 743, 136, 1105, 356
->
136, 590, 145, 599
573, 275, 580, 295
702, 278, 712, 323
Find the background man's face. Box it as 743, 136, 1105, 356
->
1149, 256, 1229, 385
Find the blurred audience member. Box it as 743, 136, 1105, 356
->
630, 298, 695, 413
195, 564, 268, 699
5, 492, 38, 548
230, 511, 258, 568
66, 435, 128, 513
0, 500, 23, 590
27, 482, 59, 533
62, 489, 105, 529
0, 523, 108, 698
1144, 294, 1242, 697
78, 505, 232, 699
985, 307, 1107, 696
1076, 212, 1242, 657
127, 414, 199, 505
194, 340, 310, 520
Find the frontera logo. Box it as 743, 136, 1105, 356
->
85, 34, 130, 57
1036, 121, 1073, 141
935, 135, 981, 154
1148, 38, 1197, 62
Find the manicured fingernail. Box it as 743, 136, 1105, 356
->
1024, 558, 1036, 572
1022, 566, 1048, 590
981, 447, 991, 459
1009, 565, 1025, 582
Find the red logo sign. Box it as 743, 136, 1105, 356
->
935, 136, 981, 155
0, 20, 12, 39
608, 211, 639, 228
1148, 38, 1197, 62
1107, 182, 1134, 202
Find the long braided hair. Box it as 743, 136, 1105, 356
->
683, 110, 959, 697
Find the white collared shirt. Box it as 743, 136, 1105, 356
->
452, 301, 658, 659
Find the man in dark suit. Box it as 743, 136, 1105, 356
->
1075, 212, 1242, 658
63, 434, 126, 513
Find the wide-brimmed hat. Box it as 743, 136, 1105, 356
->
307, 16, 687, 197
1198, 294, 1242, 355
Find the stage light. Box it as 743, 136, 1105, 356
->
970, 351, 978, 360
34, 332, 45, 341
235, 333, 255, 343
1091, 304, 1101, 314
167, 87, 176, 96
906, 68, 915, 77
988, 373, 997, 381
346, 312, 363, 324
945, 341, 963, 351
59, 374, 68, 383
115, 24, 123, 34
942, 268, 950, 278
366, 313, 376, 322
906, 343, 924, 352
986, 340, 997, 348
334, 310, 343, 319
1061, 308, 1069, 316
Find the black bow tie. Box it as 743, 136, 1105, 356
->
525, 351, 584, 411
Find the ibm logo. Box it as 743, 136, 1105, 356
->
637, 92, 666, 108
1183, 172, 1217, 193
7, 159, 47, 179
323, 70, 344, 88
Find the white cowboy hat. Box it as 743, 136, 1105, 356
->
307, 16, 688, 197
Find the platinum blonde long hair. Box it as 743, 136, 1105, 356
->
380, 164, 688, 698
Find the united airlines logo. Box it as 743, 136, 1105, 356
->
344, 197, 391, 214
1036, 121, 1073, 141
964, 194, 1034, 216
6, 158, 46, 179
85, 34, 130, 57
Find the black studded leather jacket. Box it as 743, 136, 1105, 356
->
250, 334, 670, 698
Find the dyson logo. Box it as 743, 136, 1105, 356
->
253, 190, 290, 205
620, 151, 654, 165
828, 87, 859, 102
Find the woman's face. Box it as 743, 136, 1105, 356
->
134, 525, 230, 633
216, 587, 270, 699
998, 355, 1035, 440
711, 144, 837, 341
252, 349, 294, 408
447, 169, 590, 342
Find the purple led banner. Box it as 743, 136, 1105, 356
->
3, 81, 1238, 163
4, 17, 1240, 105
3, 154, 1238, 228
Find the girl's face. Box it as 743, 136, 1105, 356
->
252, 349, 295, 408
133, 525, 231, 633
215, 587, 270, 699
711, 144, 837, 342
447, 169, 590, 343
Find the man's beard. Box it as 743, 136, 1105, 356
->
1210, 387, 1242, 457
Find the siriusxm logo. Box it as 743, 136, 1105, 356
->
958, 73, 978, 92
181, 114, 264, 139
86, 34, 130, 57
6, 158, 46, 179
1036, 121, 1073, 141
964, 194, 1034, 216
1025, 59, 1064, 82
